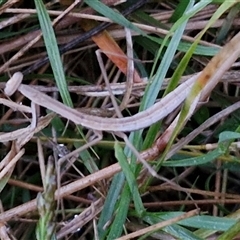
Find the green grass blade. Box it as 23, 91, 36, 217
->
136, 36, 220, 56
146, 212, 236, 231
144, 213, 204, 240
106, 185, 131, 240
114, 141, 144, 215
169, 0, 191, 22
97, 172, 126, 239
34, 0, 73, 107
84, 0, 147, 37
217, 220, 240, 240
162, 149, 224, 167
218, 131, 240, 142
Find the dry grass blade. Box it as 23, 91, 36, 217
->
0, 113, 54, 145
56, 198, 103, 238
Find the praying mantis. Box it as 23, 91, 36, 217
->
4, 71, 197, 132
3, 29, 240, 134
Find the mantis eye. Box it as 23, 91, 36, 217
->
5, 72, 23, 96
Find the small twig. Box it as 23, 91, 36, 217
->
119, 27, 134, 110
96, 50, 123, 118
